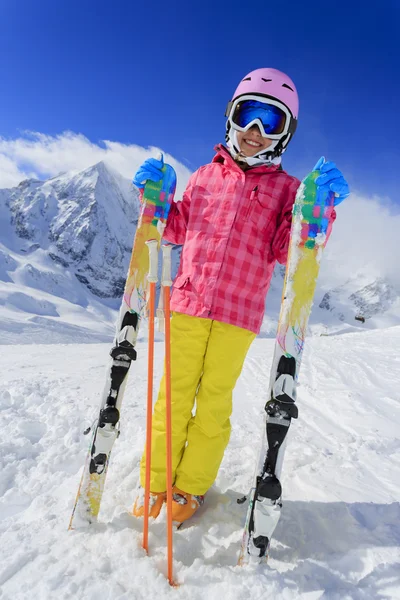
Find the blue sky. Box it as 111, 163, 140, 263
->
0, 0, 399, 201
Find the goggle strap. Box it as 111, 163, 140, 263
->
225, 101, 233, 118
288, 118, 297, 135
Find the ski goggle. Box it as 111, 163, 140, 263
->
226, 95, 297, 139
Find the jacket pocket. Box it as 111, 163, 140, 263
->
173, 273, 190, 289
247, 189, 278, 239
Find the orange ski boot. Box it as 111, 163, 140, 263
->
133, 489, 166, 519
171, 486, 205, 525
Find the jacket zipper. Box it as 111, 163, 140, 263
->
245, 185, 259, 218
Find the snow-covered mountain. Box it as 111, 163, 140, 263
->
0, 162, 399, 344
0, 162, 141, 343
318, 274, 400, 325
7, 161, 139, 299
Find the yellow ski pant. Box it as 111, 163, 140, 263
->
140, 312, 256, 495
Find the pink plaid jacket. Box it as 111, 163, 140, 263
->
164, 145, 301, 334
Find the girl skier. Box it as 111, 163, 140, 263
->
132, 68, 349, 525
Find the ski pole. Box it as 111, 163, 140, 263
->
161, 243, 174, 586
142, 239, 159, 553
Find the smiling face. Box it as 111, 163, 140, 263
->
236, 124, 273, 157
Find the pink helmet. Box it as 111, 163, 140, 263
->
226, 68, 299, 164
232, 68, 299, 118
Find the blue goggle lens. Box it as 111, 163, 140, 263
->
232, 100, 287, 135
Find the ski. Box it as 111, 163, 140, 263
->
238, 168, 335, 564
69, 163, 177, 529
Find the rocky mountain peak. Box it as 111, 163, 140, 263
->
4, 162, 141, 299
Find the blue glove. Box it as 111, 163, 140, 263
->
313, 156, 350, 206
133, 154, 164, 189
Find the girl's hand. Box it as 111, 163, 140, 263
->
313, 156, 350, 206
133, 153, 164, 189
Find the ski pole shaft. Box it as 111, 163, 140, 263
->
161, 244, 174, 585
143, 239, 159, 553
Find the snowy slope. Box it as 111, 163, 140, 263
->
0, 328, 399, 599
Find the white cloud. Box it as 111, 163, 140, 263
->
0, 151, 37, 188
321, 192, 400, 288
0, 131, 192, 198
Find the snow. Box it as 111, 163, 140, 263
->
1, 328, 399, 598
